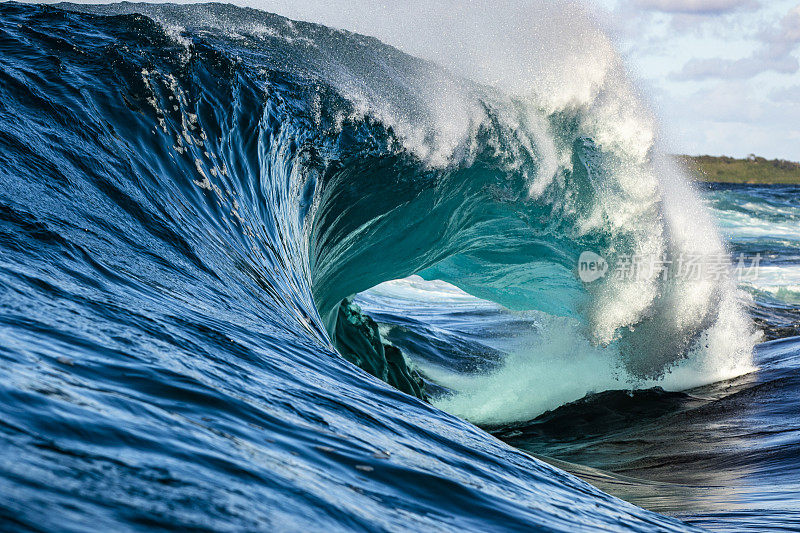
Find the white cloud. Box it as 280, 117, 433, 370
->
761, 5, 800, 56
673, 4, 800, 79
771, 84, 800, 102
609, 0, 761, 41
674, 53, 798, 79
632, 0, 759, 14
596, 0, 800, 159
659, 76, 800, 158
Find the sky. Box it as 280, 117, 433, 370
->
591, 0, 800, 160
42, 0, 800, 160
215, 0, 800, 161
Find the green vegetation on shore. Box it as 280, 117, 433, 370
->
676, 154, 800, 184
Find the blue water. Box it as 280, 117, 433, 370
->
0, 3, 798, 532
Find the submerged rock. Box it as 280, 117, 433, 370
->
334, 298, 426, 400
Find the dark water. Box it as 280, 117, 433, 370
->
0, 3, 796, 532
493, 337, 800, 531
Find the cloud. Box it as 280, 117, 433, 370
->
611, 0, 761, 39
674, 53, 798, 79
682, 82, 764, 122
676, 80, 800, 130
771, 85, 800, 102
760, 4, 800, 57
631, 0, 759, 15
662, 80, 800, 159
672, 4, 800, 80
600, 0, 800, 160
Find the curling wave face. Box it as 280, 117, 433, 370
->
60, 2, 757, 415
0, 2, 753, 531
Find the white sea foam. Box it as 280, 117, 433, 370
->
364, 276, 757, 424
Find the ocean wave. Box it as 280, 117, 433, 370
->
0, 2, 756, 530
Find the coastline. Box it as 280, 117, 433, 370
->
677, 155, 800, 185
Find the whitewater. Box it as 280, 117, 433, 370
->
2, 2, 798, 532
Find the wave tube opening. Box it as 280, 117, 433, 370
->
308, 119, 759, 425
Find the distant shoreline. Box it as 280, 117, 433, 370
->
676, 155, 800, 184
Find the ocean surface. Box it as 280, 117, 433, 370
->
0, 3, 798, 532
